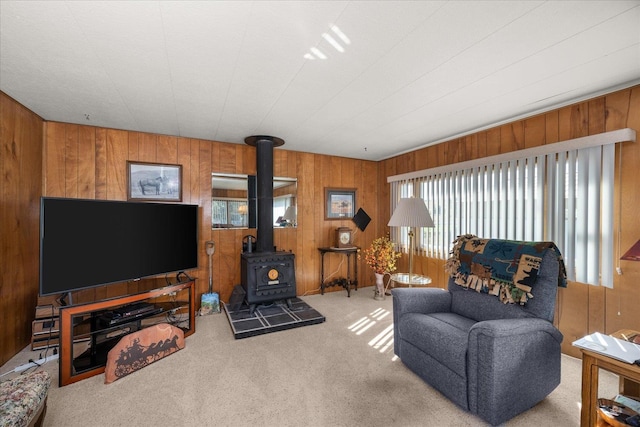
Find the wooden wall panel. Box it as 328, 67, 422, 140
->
545, 110, 559, 144
64, 125, 79, 198
157, 135, 177, 164
485, 127, 501, 156
95, 129, 107, 200
523, 115, 545, 148
138, 133, 157, 162
557, 283, 589, 355
588, 97, 606, 134
0, 92, 43, 365
381, 85, 640, 358
44, 121, 65, 197
218, 143, 236, 173
499, 122, 523, 154
106, 130, 128, 200
78, 126, 96, 199
476, 131, 488, 159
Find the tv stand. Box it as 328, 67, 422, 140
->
58, 280, 195, 386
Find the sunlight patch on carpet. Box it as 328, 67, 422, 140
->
368, 324, 394, 353
347, 307, 395, 355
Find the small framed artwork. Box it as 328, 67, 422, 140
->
325, 188, 356, 220
127, 161, 182, 202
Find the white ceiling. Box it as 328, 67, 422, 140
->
1, 1, 639, 161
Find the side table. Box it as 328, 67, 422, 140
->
611, 329, 640, 398
318, 247, 359, 297
386, 273, 431, 294
578, 332, 640, 426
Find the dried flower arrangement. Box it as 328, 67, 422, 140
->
361, 237, 401, 274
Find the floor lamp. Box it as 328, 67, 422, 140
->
388, 198, 434, 285
282, 205, 297, 227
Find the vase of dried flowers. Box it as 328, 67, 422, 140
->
361, 237, 401, 300
374, 272, 385, 300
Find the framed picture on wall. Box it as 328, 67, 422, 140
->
325, 188, 356, 220
127, 161, 182, 202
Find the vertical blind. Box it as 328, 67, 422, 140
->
388, 129, 635, 288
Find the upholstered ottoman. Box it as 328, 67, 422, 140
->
0, 371, 51, 427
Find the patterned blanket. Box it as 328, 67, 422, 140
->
444, 234, 567, 305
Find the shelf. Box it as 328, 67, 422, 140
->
59, 280, 195, 386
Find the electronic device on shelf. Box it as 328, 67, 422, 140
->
97, 302, 163, 327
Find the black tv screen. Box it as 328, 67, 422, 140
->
40, 197, 198, 296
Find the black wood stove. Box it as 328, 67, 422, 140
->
241, 136, 296, 315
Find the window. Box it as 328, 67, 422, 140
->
388, 129, 635, 287
212, 199, 248, 228
273, 195, 294, 226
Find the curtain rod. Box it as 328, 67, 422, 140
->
387, 128, 636, 183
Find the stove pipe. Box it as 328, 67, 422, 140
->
244, 135, 285, 253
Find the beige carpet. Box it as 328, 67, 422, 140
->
1, 287, 618, 426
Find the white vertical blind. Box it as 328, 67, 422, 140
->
601, 144, 615, 287
388, 128, 636, 288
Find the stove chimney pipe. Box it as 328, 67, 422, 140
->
244, 135, 285, 253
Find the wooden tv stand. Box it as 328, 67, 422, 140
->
58, 280, 195, 386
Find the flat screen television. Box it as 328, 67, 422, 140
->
40, 197, 199, 297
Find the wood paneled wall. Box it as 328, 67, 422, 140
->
41, 122, 381, 306
1, 92, 43, 365
378, 85, 640, 357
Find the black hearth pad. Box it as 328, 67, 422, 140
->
223, 298, 325, 339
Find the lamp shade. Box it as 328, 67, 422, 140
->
388, 198, 434, 228
282, 206, 296, 222
621, 239, 640, 261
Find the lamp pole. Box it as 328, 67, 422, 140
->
408, 228, 414, 286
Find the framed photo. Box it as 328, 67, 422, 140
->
325, 188, 356, 220
127, 161, 182, 202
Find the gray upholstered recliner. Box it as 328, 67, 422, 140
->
392, 236, 565, 426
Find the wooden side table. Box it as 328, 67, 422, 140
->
318, 247, 359, 297
611, 329, 640, 398
579, 332, 640, 426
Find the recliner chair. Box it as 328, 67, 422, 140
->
392, 235, 565, 425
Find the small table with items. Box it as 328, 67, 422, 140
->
386, 273, 432, 294
577, 329, 640, 426
318, 247, 359, 297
